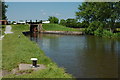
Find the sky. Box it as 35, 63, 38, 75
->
6, 2, 82, 21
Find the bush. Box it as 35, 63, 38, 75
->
112, 33, 120, 38
81, 21, 89, 28
85, 21, 105, 35
102, 30, 113, 38
66, 18, 77, 28
48, 16, 59, 24
94, 27, 103, 37
102, 30, 120, 38
85, 21, 100, 34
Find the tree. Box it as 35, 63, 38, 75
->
12, 21, 16, 24
48, 16, 59, 24
76, 2, 120, 32
0, 1, 8, 20
66, 18, 77, 28
60, 19, 66, 26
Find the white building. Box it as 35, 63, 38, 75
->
17, 20, 26, 24
42, 20, 50, 24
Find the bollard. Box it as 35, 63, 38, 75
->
31, 58, 38, 67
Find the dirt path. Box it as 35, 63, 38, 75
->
0, 64, 46, 77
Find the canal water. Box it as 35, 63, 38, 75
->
26, 33, 119, 78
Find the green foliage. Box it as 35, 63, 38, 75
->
114, 22, 120, 28
48, 16, 59, 24
11, 21, 16, 24
43, 24, 80, 31
94, 29, 120, 38
60, 19, 66, 26
1, 2, 8, 20
66, 18, 77, 28
60, 19, 86, 28
76, 2, 120, 32
81, 21, 89, 28
114, 33, 120, 37
85, 21, 103, 35
0, 25, 6, 35
102, 30, 114, 38
94, 27, 103, 37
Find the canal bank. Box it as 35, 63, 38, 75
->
29, 23, 84, 35
26, 33, 119, 78
2, 25, 73, 78
40, 31, 83, 35
2, 24, 119, 78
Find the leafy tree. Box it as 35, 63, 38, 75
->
0, 1, 8, 20
48, 16, 59, 24
85, 21, 103, 35
76, 2, 120, 32
80, 21, 89, 28
66, 18, 77, 28
60, 19, 66, 26
12, 21, 16, 24
76, 22, 82, 28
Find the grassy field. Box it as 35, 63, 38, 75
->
2, 24, 73, 78
42, 24, 83, 31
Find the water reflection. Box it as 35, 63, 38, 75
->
26, 33, 119, 78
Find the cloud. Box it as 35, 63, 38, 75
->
52, 12, 61, 16
40, 9, 47, 15
42, 12, 46, 15
55, 13, 61, 16
40, 9, 44, 12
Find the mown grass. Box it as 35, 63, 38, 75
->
2, 24, 73, 78
42, 24, 82, 31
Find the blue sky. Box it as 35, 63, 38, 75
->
6, 2, 82, 21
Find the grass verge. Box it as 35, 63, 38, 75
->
2, 24, 73, 78
42, 24, 82, 31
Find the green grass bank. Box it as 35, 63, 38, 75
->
42, 24, 83, 31
2, 24, 73, 78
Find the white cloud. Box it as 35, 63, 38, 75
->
40, 10, 47, 15
40, 9, 44, 12
55, 13, 61, 16
42, 12, 46, 15
51, 12, 61, 16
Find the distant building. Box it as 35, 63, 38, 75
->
0, 20, 8, 25
13, 22, 17, 24
7, 21, 11, 25
42, 20, 50, 24
17, 20, 26, 24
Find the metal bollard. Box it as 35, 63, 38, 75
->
31, 58, 38, 67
